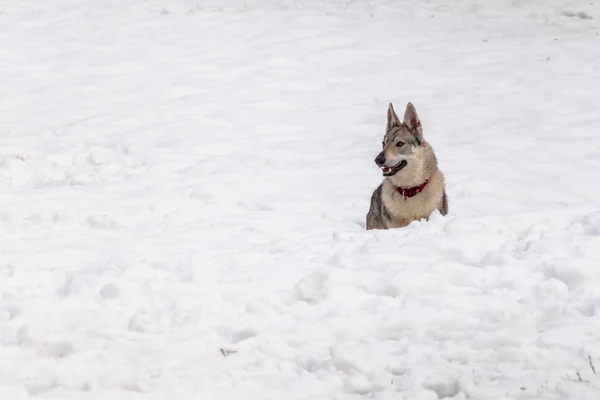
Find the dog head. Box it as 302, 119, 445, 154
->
374, 102, 436, 185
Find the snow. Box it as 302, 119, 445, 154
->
1, 0, 600, 398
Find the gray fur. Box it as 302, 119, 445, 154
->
366, 102, 448, 230
366, 184, 387, 230
440, 191, 449, 216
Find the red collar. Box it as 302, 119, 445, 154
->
397, 179, 429, 198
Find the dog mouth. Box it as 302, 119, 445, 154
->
381, 160, 407, 176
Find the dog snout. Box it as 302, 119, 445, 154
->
374, 153, 386, 167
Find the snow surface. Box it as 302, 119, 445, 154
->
2, 0, 600, 399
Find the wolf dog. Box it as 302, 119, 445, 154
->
366, 102, 448, 230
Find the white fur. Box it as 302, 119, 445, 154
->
381, 168, 446, 228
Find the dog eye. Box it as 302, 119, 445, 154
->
396, 141, 405, 147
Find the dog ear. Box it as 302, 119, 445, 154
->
387, 103, 401, 130
403, 102, 421, 132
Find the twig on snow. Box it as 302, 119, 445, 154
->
589, 355, 597, 375
219, 348, 238, 357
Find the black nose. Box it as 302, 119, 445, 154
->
374, 153, 386, 167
